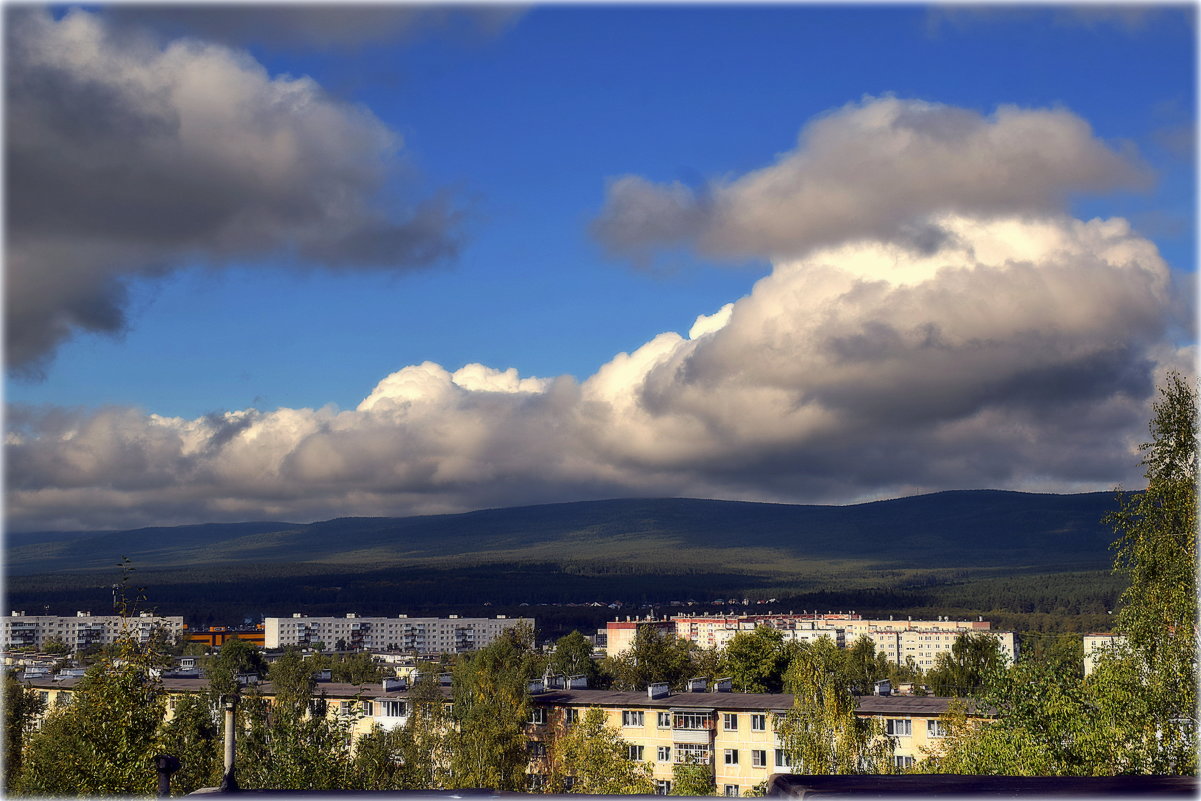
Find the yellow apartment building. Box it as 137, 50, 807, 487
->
19, 675, 970, 794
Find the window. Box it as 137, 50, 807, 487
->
752, 750, 767, 768
564, 708, 580, 724
751, 713, 766, 731
529, 741, 547, 757
927, 719, 947, 738
894, 755, 915, 769
724, 786, 740, 797
658, 746, 671, 762
658, 711, 672, 728
622, 710, 644, 727
674, 712, 708, 730
528, 707, 546, 725
563, 776, 576, 791
362, 701, 373, 716
381, 700, 406, 717
627, 745, 645, 761
528, 774, 545, 792
724, 749, 739, 765
723, 712, 738, 731
655, 780, 672, 795
886, 718, 912, 737
775, 749, 792, 768
675, 743, 711, 764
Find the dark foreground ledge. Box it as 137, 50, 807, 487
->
766, 774, 1199, 798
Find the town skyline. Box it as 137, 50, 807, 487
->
6, 4, 1196, 531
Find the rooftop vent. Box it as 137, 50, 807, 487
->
688, 677, 709, 693
439, 673, 453, 686
382, 676, 407, 693
715, 677, 733, 693
874, 679, 892, 696
566, 675, 589, 690
528, 678, 546, 694
648, 682, 670, 699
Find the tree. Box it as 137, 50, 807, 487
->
158, 693, 223, 794
42, 637, 70, 656
603, 627, 698, 691
776, 638, 893, 775
842, 636, 890, 696
546, 707, 653, 794
235, 650, 354, 790
722, 626, 793, 693
352, 671, 452, 791
204, 637, 268, 702
1104, 371, 1197, 772
924, 632, 1007, 697
548, 631, 599, 685
17, 636, 167, 795
3, 673, 45, 792
671, 758, 715, 796
448, 625, 539, 790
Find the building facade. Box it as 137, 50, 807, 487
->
19, 674, 972, 792
3, 611, 184, 651
263, 613, 533, 654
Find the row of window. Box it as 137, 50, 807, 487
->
619, 710, 770, 730
619, 743, 788, 769
885, 718, 946, 737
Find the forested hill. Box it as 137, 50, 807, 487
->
7, 490, 1122, 577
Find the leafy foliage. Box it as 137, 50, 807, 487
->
157, 693, 222, 794
603, 626, 699, 691
548, 630, 599, 685
670, 758, 715, 796
448, 625, 539, 790
924, 632, 1007, 697
546, 707, 653, 794
777, 638, 893, 775
3, 673, 45, 792
721, 626, 795, 693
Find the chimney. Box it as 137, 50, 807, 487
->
566, 675, 589, 690
688, 677, 709, 693
647, 682, 670, 699
715, 677, 733, 693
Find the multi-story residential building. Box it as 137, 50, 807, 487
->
263, 613, 533, 654
608, 613, 1014, 666
1083, 633, 1126, 676
2, 611, 184, 651
18, 674, 976, 791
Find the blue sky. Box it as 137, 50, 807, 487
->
5, 4, 1196, 530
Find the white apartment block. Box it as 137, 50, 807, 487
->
607, 613, 1013, 667
3, 610, 185, 651
264, 613, 534, 654
1083, 633, 1126, 676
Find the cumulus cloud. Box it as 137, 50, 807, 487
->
5, 7, 461, 374
592, 96, 1149, 263
7, 213, 1189, 531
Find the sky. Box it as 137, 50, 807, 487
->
4, 2, 1197, 532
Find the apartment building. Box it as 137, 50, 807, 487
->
1083, 633, 1126, 676
2, 611, 184, 651
609, 613, 1013, 667
263, 613, 533, 654
19, 674, 972, 791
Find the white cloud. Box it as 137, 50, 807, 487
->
592, 96, 1150, 262
7, 213, 1188, 531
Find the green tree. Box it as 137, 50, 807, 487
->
41, 637, 69, 656
235, 650, 354, 790
17, 637, 167, 795
842, 636, 890, 696
924, 632, 1007, 697
3, 673, 45, 792
670, 757, 715, 796
204, 637, 268, 702
1105, 371, 1197, 772
776, 638, 893, 775
158, 693, 223, 794
449, 625, 538, 790
546, 707, 653, 794
603, 627, 698, 691
722, 626, 793, 693
548, 631, 599, 685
